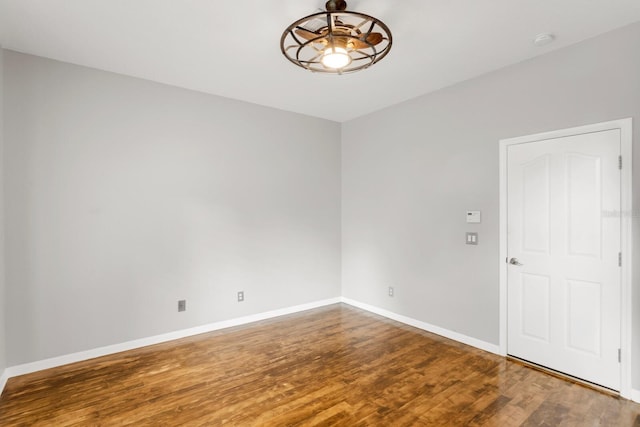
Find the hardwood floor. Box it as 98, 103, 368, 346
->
1, 303, 639, 426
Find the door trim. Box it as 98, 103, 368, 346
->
499, 118, 633, 398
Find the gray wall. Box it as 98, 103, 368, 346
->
342, 23, 640, 385
3, 51, 342, 365
0, 47, 6, 375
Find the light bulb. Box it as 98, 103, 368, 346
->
321, 46, 351, 69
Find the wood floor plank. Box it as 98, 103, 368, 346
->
1, 303, 639, 426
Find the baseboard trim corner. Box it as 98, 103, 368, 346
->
0, 369, 8, 397
340, 297, 500, 355
3, 297, 342, 385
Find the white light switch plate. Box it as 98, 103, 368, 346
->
466, 232, 478, 245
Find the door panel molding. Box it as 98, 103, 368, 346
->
499, 118, 632, 398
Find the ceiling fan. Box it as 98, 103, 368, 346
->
280, 0, 392, 74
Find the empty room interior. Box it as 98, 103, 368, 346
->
1, 0, 640, 425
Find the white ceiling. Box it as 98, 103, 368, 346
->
1, 1, 640, 122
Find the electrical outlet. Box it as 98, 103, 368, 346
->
178, 300, 186, 312
388, 286, 394, 297
237, 291, 244, 302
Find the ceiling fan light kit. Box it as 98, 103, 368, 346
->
281, 0, 392, 74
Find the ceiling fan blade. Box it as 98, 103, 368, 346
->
350, 32, 384, 49
350, 39, 369, 49
295, 27, 383, 49
295, 28, 321, 41
365, 32, 383, 45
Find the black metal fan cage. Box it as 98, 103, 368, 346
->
281, 10, 392, 74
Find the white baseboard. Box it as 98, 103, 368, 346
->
341, 297, 501, 355
0, 369, 8, 396
630, 388, 640, 403
2, 297, 342, 388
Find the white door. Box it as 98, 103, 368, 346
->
507, 129, 621, 390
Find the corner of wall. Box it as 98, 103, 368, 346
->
0, 370, 8, 397
0, 46, 7, 397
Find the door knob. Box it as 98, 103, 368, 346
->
509, 257, 523, 266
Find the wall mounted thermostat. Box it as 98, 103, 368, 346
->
466, 211, 481, 223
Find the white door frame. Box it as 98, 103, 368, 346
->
499, 118, 633, 398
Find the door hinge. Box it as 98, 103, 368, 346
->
619, 252, 622, 267
619, 155, 622, 170
618, 348, 621, 363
